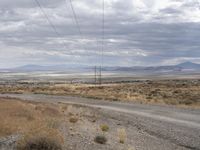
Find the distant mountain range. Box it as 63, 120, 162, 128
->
1, 64, 91, 72
177, 61, 200, 69
1, 61, 200, 73
102, 62, 200, 73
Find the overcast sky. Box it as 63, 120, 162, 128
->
0, 0, 200, 68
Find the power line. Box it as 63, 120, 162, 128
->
33, 0, 76, 55
34, 0, 60, 37
102, 0, 105, 67
99, 0, 105, 85
33, 0, 92, 71
33, 0, 106, 72
67, 0, 95, 59
67, 0, 101, 75
33, 0, 87, 58
67, 0, 102, 68
68, 0, 83, 36
67, 0, 105, 84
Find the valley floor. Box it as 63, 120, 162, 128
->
0, 79, 200, 108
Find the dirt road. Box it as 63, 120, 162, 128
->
1, 94, 200, 150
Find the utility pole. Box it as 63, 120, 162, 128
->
94, 66, 97, 85
99, 66, 102, 85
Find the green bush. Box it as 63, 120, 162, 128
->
100, 124, 109, 132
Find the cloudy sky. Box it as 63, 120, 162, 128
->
0, 0, 200, 68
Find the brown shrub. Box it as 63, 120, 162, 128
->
16, 136, 62, 150
94, 135, 107, 144
16, 128, 64, 150
69, 117, 78, 123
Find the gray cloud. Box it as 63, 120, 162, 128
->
0, 0, 200, 68
159, 7, 181, 15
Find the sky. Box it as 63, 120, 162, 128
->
0, 0, 200, 68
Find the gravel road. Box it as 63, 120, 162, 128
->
1, 94, 200, 150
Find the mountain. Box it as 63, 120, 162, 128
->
15, 65, 49, 71
103, 65, 181, 72
177, 61, 200, 69
1, 62, 200, 73
103, 62, 200, 73
2, 64, 91, 72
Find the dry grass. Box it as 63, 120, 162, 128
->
16, 128, 63, 150
117, 128, 127, 144
0, 97, 65, 149
0, 99, 33, 137
69, 116, 78, 123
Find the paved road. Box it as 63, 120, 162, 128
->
1, 94, 200, 150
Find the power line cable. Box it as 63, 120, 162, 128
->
67, 0, 98, 63
68, 0, 102, 67
68, 0, 83, 36
100, 0, 105, 84
33, 0, 96, 74
33, 0, 88, 60
33, 0, 80, 58
67, 0, 104, 83
34, 0, 60, 37
33, 0, 104, 71
102, 0, 105, 67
